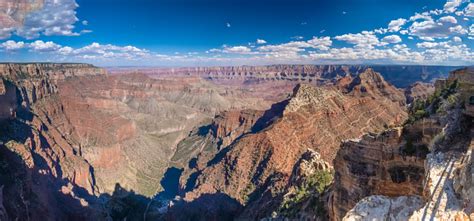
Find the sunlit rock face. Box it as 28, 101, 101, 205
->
0, 63, 104, 220
330, 127, 429, 220
405, 82, 435, 104
0, 79, 17, 120
338, 67, 474, 221
0, 63, 467, 220
112, 65, 459, 88
0, 0, 44, 29
173, 70, 407, 220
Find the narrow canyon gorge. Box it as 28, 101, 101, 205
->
0, 63, 472, 221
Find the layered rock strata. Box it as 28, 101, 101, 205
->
175, 69, 407, 219
338, 67, 474, 220
110, 65, 458, 88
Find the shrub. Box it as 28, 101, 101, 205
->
405, 80, 459, 125
277, 170, 333, 218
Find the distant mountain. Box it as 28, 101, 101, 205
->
109, 65, 459, 88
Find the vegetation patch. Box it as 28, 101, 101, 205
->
277, 169, 333, 218
405, 80, 459, 125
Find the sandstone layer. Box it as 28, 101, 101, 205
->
0, 63, 464, 221
339, 67, 474, 220
0, 63, 105, 220
172, 69, 408, 220
110, 65, 458, 88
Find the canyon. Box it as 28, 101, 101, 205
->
109, 65, 458, 88
0, 63, 471, 221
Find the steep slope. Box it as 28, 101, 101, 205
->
0, 63, 105, 220
42, 72, 285, 196
337, 67, 474, 220
1, 63, 281, 220
405, 82, 435, 104
170, 69, 408, 220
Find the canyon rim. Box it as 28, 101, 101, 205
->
1, 0, 474, 221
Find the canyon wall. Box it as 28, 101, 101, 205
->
337, 67, 474, 220
0, 63, 464, 220
0, 63, 106, 220
110, 65, 458, 88
170, 69, 408, 220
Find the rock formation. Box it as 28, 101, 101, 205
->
330, 127, 429, 220
0, 63, 105, 220
172, 69, 407, 220
0, 62, 465, 220
405, 82, 435, 104
338, 67, 474, 220
110, 65, 458, 88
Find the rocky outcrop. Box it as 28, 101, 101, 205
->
0, 63, 107, 220
346, 69, 406, 104
343, 195, 424, 220
338, 67, 474, 220
177, 70, 407, 219
0, 63, 106, 109
330, 127, 429, 220
210, 109, 264, 148
0, 63, 107, 80
258, 149, 332, 220
0, 78, 5, 95
454, 145, 474, 217
405, 82, 435, 104
0, 79, 17, 120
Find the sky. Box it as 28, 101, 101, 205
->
0, 0, 473, 66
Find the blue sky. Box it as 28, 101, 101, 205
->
0, 0, 473, 66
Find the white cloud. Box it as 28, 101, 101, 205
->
258, 42, 308, 53
256, 39, 267, 44
409, 13, 433, 22
382, 35, 402, 44
1, 40, 26, 50
408, 15, 466, 39
417, 42, 440, 48
307, 36, 332, 50
224, 46, 251, 53
291, 36, 304, 40
209, 45, 252, 54
453, 36, 462, 42
420, 36, 436, 41
443, 0, 462, 13
464, 3, 474, 17
29, 40, 62, 52
334, 31, 380, 48
449, 25, 468, 34
258, 36, 332, 54
58, 46, 74, 55
388, 18, 407, 32
3, 0, 474, 66
82, 20, 89, 26
15, 0, 85, 39
438, 16, 457, 24
226, 22, 231, 28
72, 42, 150, 59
